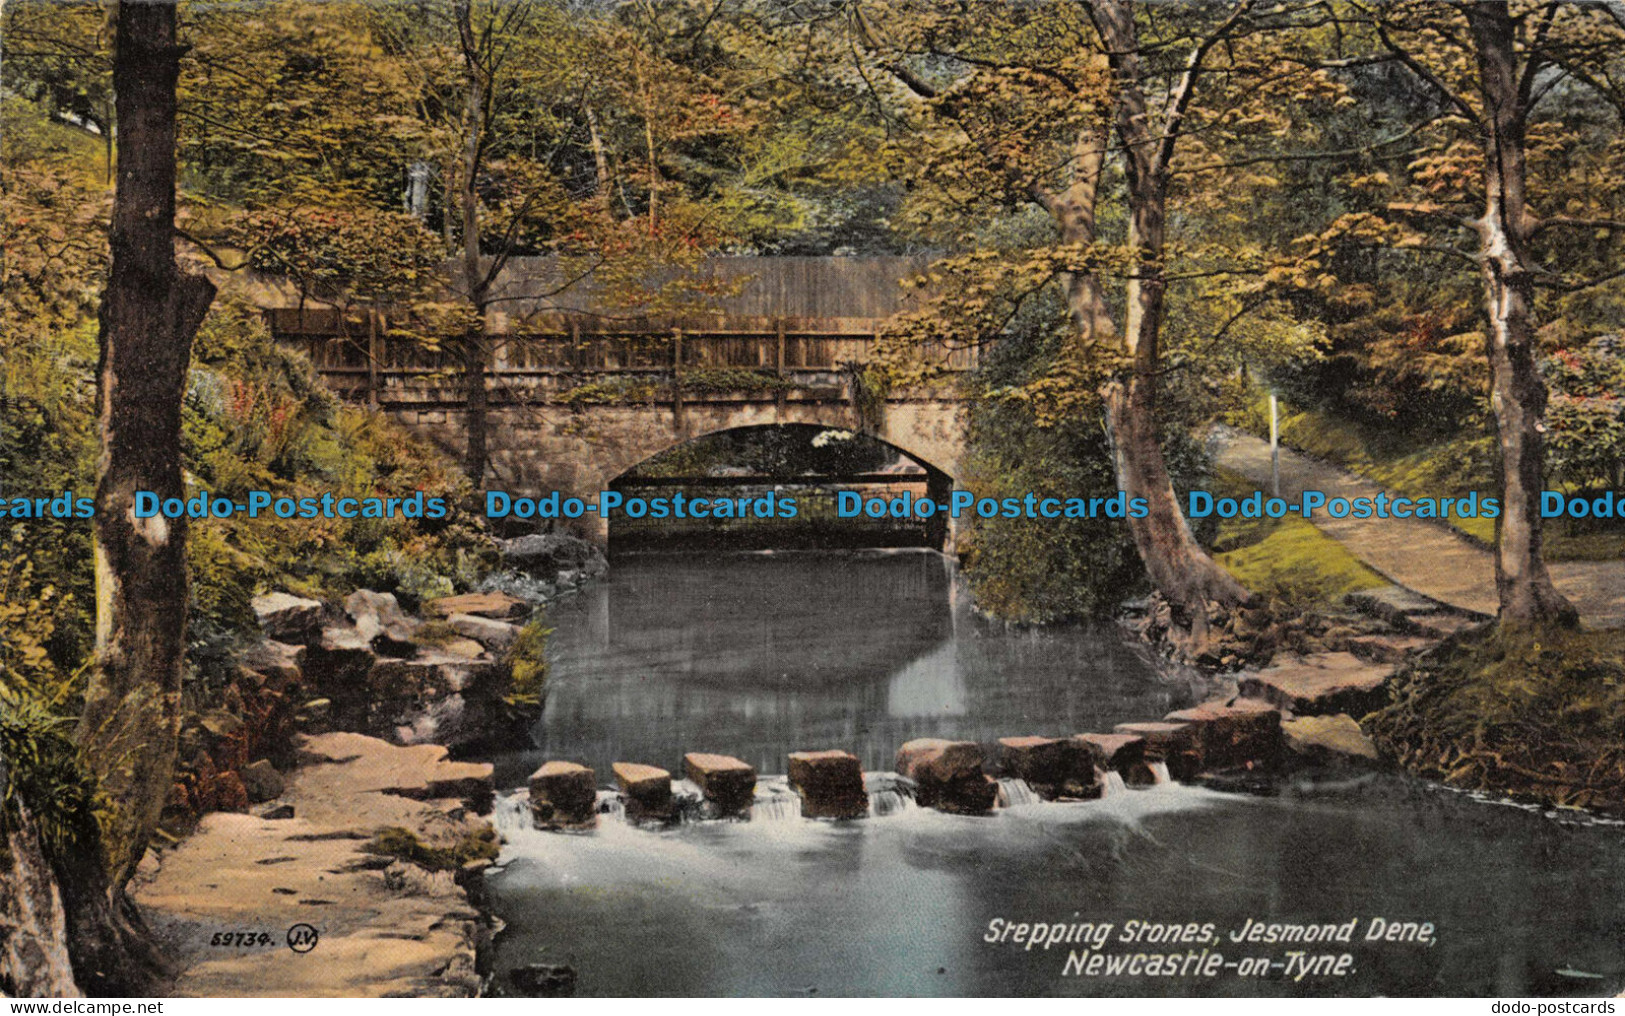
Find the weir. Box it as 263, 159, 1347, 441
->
496, 766, 1170, 838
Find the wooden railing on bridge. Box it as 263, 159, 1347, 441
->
249, 255, 977, 409
267, 312, 976, 410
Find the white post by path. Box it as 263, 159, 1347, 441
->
1269, 392, 1280, 498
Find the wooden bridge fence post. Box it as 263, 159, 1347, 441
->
925, 469, 953, 551
775, 316, 787, 412
366, 307, 379, 408
672, 328, 685, 434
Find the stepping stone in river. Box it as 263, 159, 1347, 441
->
529, 761, 597, 828
1050, 766, 1107, 801
612, 762, 674, 820
896, 739, 996, 815
997, 736, 1083, 798
1072, 733, 1146, 775
1239, 652, 1394, 716
683, 753, 756, 815
787, 750, 868, 819
1112, 722, 1201, 780
1163, 699, 1282, 772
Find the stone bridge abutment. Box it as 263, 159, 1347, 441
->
393, 395, 968, 542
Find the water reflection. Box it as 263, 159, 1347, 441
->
494, 551, 1193, 783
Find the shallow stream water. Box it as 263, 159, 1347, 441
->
481, 552, 1625, 997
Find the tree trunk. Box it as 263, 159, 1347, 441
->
403, 160, 432, 220
456, 0, 489, 488
70, 0, 214, 993
584, 102, 611, 198
1466, 2, 1577, 627
0, 795, 80, 997
78, 0, 216, 890
1084, 3, 1250, 628
1111, 151, 1249, 625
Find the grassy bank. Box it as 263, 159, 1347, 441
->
1207, 467, 1387, 610
1366, 626, 1625, 813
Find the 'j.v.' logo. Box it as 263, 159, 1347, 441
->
286, 923, 319, 954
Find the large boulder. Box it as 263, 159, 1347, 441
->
508, 963, 577, 998
366, 649, 506, 752
895, 739, 995, 814
787, 750, 868, 819
344, 589, 419, 656
895, 738, 982, 783
252, 592, 323, 643
239, 639, 305, 686
1239, 652, 1394, 716
1113, 721, 1200, 780
425, 592, 529, 622
433, 637, 489, 660
683, 753, 756, 815
446, 613, 522, 652
529, 761, 597, 828
238, 759, 285, 804
1163, 699, 1282, 772
390, 694, 478, 749
1281, 714, 1379, 763
1056, 767, 1108, 800
612, 762, 674, 820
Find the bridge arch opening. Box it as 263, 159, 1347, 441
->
605, 423, 954, 554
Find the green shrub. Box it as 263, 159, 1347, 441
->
0, 689, 98, 864
561, 377, 661, 407
505, 620, 551, 710
1367, 626, 1625, 812
678, 367, 795, 394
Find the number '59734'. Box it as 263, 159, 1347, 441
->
210, 931, 273, 947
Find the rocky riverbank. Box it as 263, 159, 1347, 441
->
126, 580, 558, 998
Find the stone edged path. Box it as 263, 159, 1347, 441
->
1214, 427, 1625, 629
132, 733, 495, 998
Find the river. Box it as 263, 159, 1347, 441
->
480, 552, 1625, 997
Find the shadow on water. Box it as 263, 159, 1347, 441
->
480, 551, 1625, 997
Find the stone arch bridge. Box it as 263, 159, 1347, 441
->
246, 256, 973, 544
